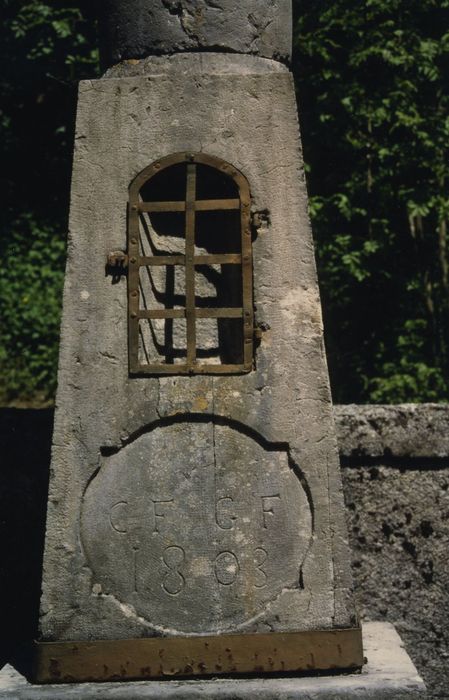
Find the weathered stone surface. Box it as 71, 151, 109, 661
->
343, 462, 449, 700
0, 624, 425, 698
335, 403, 449, 459
38, 53, 356, 643
81, 419, 312, 634
335, 403, 449, 698
98, 0, 292, 68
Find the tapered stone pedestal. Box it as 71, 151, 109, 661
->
37, 0, 363, 683
36, 55, 362, 679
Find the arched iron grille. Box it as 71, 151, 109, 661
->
127, 152, 253, 374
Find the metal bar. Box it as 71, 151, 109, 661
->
195, 198, 240, 211
34, 627, 364, 683
139, 201, 186, 213
196, 308, 243, 318
240, 192, 254, 371
138, 309, 185, 320
127, 203, 141, 373
138, 322, 151, 365
194, 254, 241, 265
138, 199, 240, 213
185, 163, 197, 368
130, 153, 249, 196
189, 364, 248, 374
134, 364, 250, 375
135, 364, 195, 375
139, 255, 185, 267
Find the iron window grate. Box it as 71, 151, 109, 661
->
127, 152, 254, 375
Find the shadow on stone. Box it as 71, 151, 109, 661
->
0, 409, 53, 667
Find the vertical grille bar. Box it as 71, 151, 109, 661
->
185, 163, 197, 369
128, 202, 140, 373
241, 195, 253, 370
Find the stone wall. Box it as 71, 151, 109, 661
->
1, 404, 447, 696
336, 405, 449, 700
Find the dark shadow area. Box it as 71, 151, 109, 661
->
341, 455, 449, 470
140, 162, 187, 203
0, 409, 53, 669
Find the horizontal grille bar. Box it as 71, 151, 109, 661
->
138, 309, 185, 319
196, 308, 243, 318
194, 254, 241, 265
133, 363, 249, 375
196, 199, 240, 211
138, 254, 242, 267
138, 199, 240, 213
139, 201, 185, 212
135, 308, 243, 320
139, 255, 185, 266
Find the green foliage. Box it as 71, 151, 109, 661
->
368, 318, 448, 402
0, 216, 65, 403
293, 0, 449, 402
1, 0, 448, 404
0, 0, 98, 404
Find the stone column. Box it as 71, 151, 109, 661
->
35, 0, 363, 683
98, 0, 292, 67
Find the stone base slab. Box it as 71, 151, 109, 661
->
0, 623, 425, 698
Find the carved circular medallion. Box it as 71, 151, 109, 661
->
81, 419, 312, 634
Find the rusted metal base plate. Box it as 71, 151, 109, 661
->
34, 628, 363, 684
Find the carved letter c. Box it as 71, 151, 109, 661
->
109, 501, 128, 534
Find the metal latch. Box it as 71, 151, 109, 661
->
106, 250, 128, 282
251, 209, 270, 232
254, 321, 270, 343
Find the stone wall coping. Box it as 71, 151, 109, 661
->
335, 403, 449, 460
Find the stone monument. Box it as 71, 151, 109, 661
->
35, 0, 364, 683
